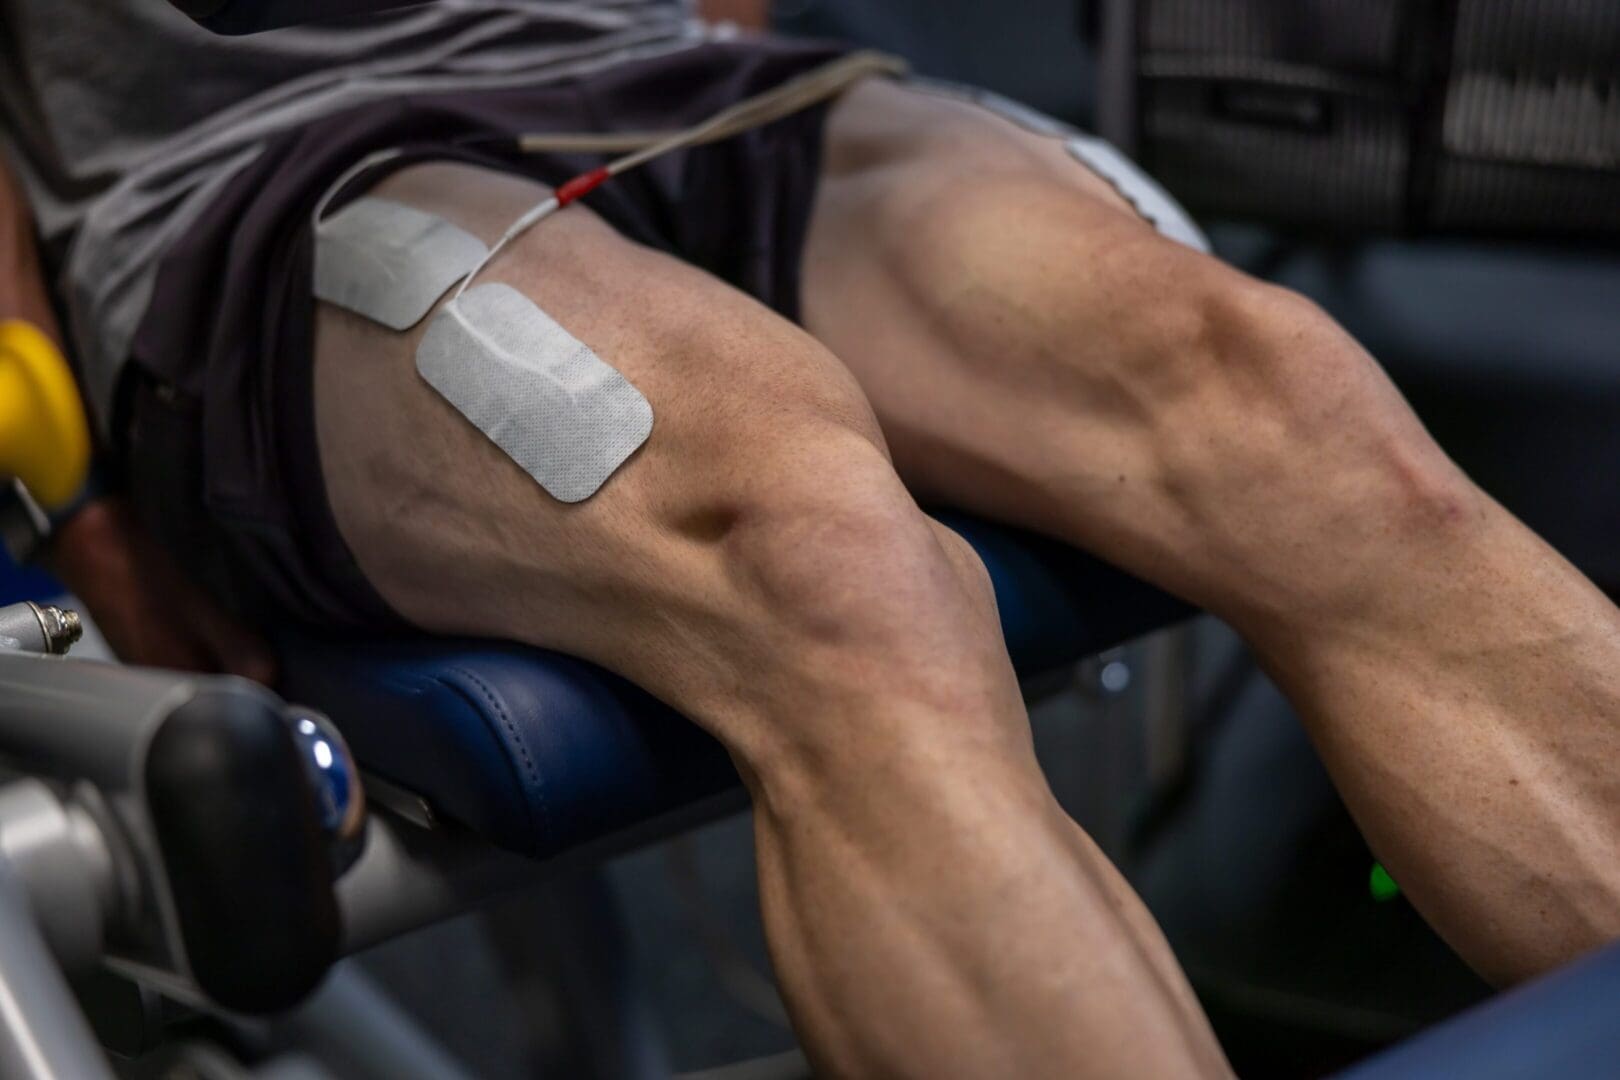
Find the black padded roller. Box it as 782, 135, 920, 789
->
144, 687, 341, 1013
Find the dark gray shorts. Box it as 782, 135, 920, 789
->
123, 35, 852, 631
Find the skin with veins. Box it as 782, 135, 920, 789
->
8, 42, 1617, 1079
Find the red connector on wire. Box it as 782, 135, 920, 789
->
555, 166, 612, 208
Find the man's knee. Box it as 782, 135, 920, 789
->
315, 167, 1019, 781
1149, 271, 1476, 524
719, 426, 1005, 687
929, 186, 1472, 521
513, 307, 1014, 777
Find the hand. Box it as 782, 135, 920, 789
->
46, 496, 278, 684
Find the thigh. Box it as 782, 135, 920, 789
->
802, 78, 1178, 510
803, 79, 1443, 620
314, 161, 900, 717
803, 79, 1248, 582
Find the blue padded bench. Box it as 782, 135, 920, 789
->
1338, 939, 1620, 1079
278, 512, 1190, 859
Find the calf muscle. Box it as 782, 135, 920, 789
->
809, 77, 1620, 984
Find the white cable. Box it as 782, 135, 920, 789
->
450, 51, 906, 308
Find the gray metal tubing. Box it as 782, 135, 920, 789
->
0, 781, 117, 970
250, 963, 478, 1080
0, 651, 201, 789
0, 867, 115, 1080
340, 790, 748, 954
0, 604, 55, 656
0, 602, 80, 657
1096, 0, 1139, 151
0, 650, 288, 793
337, 813, 543, 954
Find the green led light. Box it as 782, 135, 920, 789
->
1370, 863, 1401, 902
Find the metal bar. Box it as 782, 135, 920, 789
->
1097, 0, 1141, 152
1141, 624, 1194, 792
339, 790, 748, 954
0, 868, 115, 1080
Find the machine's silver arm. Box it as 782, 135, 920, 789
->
0, 824, 116, 1080
0, 600, 368, 1075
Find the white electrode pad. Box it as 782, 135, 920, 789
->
313, 196, 490, 330
1063, 135, 1211, 254
914, 80, 1210, 254
416, 283, 654, 503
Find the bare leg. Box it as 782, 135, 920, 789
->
806, 79, 1620, 986
315, 163, 1229, 1077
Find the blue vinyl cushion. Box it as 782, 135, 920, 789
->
279, 514, 1189, 857
1338, 940, 1620, 1080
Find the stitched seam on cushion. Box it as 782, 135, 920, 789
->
444, 665, 551, 842
393, 675, 534, 842
320, 667, 539, 841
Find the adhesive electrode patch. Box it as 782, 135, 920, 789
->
315, 51, 890, 504
912, 79, 1211, 254
314, 196, 490, 330
1064, 135, 1211, 254
417, 283, 654, 503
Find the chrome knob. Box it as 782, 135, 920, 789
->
283, 709, 366, 876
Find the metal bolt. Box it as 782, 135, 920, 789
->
0, 601, 83, 655
33, 604, 82, 655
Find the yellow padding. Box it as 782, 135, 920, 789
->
0, 319, 91, 510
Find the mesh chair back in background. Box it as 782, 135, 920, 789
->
1095, 0, 1620, 239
